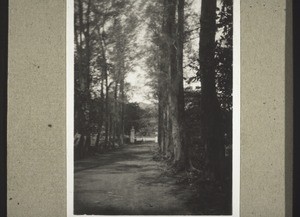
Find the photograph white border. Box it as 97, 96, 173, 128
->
66, 0, 240, 216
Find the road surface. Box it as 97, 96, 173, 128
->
74, 143, 198, 215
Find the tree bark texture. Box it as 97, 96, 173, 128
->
199, 0, 225, 181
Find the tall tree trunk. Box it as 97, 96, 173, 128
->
158, 0, 169, 156
74, 7, 85, 137
174, 0, 186, 168
84, 0, 91, 136
77, 0, 92, 158
112, 18, 126, 146
105, 69, 109, 148
157, 88, 163, 152
166, 0, 184, 165
163, 0, 175, 160
85, 0, 91, 90
97, 78, 105, 151
113, 80, 119, 146
98, 28, 110, 149
199, 0, 224, 181
119, 71, 125, 146
74, 12, 83, 87
109, 112, 113, 148
77, 0, 85, 89
164, 103, 170, 157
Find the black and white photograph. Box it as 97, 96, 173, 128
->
67, 0, 239, 215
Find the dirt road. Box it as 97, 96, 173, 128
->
74, 143, 198, 215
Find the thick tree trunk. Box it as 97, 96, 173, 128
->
158, 0, 169, 156
166, 0, 184, 165
174, 0, 187, 168
163, 0, 175, 160
199, 0, 225, 181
